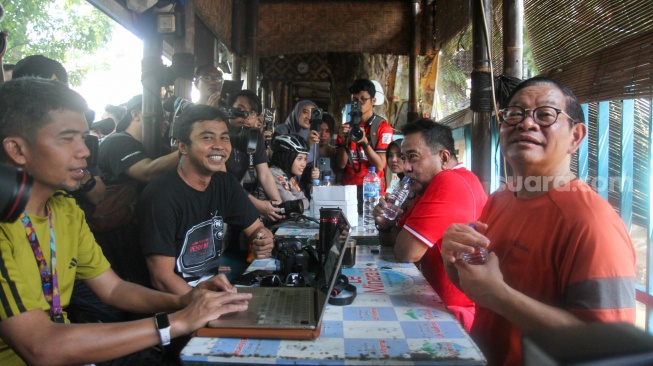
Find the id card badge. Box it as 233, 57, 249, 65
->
177, 216, 224, 278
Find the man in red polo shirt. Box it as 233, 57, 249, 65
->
336, 79, 394, 213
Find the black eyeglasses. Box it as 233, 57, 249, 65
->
352, 97, 371, 104
238, 109, 259, 119
500, 106, 575, 127
198, 75, 224, 83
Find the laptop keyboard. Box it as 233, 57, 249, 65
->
256, 288, 312, 325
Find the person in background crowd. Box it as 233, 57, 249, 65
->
337, 78, 393, 213
382, 138, 418, 212
0, 77, 252, 366
226, 89, 284, 222
441, 77, 636, 365
194, 64, 223, 107
317, 113, 340, 184
373, 119, 486, 331
94, 94, 180, 287
256, 134, 318, 212
89, 118, 116, 141
273, 99, 321, 163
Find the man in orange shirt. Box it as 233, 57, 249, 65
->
441, 77, 636, 365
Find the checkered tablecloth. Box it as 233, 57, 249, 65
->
181, 246, 486, 365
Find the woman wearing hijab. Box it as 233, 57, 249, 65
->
273, 99, 321, 164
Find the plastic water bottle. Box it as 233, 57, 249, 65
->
382, 177, 412, 220
362, 167, 382, 233
310, 179, 320, 218
322, 175, 331, 186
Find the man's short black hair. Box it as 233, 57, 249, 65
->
174, 104, 229, 145
194, 63, 222, 78
0, 77, 87, 162
228, 89, 262, 114
348, 78, 376, 97
401, 118, 456, 157
505, 76, 585, 125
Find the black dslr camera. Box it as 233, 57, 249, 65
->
230, 125, 260, 154
275, 237, 310, 278
0, 164, 33, 223
348, 100, 364, 142
273, 199, 304, 217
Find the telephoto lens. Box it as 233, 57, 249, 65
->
274, 199, 304, 216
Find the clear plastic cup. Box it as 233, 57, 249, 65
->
461, 247, 488, 265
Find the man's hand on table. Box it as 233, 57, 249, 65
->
174, 285, 252, 333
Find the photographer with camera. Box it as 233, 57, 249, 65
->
226, 90, 284, 222
273, 100, 321, 162
0, 78, 253, 366
336, 78, 394, 213
255, 134, 316, 218
194, 64, 224, 107
138, 103, 273, 296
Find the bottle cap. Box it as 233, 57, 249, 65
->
324, 176, 330, 180
369, 167, 376, 172
313, 179, 320, 185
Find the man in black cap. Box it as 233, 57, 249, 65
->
12, 55, 68, 84
90, 118, 116, 141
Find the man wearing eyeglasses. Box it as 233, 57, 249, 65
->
336, 78, 394, 212
441, 77, 636, 365
225, 90, 284, 222
194, 64, 224, 107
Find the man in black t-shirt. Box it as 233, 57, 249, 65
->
98, 94, 179, 186
138, 104, 274, 294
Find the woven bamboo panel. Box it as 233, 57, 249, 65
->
262, 53, 331, 81
194, 0, 233, 49
258, 2, 410, 57
527, 0, 653, 76
433, 0, 469, 51
543, 29, 653, 103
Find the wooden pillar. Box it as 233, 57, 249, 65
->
232, 0, 246, 83
502, 0, 523, 79
246, 0, 259, 91
470, 0, 493, 194
141, 14, 164, 158
407, 0, 421, 123
172, 2, 196, 101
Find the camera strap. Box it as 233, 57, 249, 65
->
328, 274, 357, 306
345, 144, 363, 174
247, 153, 257, 194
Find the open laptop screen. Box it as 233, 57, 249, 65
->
320, 210, 351, 289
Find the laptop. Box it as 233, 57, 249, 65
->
195, 209, 351, 340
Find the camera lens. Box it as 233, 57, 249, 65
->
350, 124, 364, 142
0, 164, 33, 223
277, 199, 304, 216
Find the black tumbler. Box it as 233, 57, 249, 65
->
318, 208, 341, 266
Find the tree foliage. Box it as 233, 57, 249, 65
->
2, 0, 114, 86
